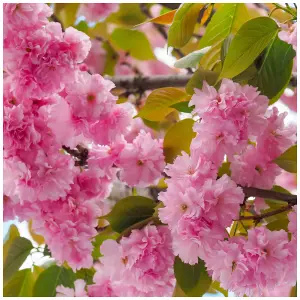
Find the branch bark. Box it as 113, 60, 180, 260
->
238, 205, 293, 222
108, 74, 193, 91
108, 74, 297, 93
242, 186, 297, 205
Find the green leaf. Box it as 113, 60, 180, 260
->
3, 268, 42, 297
163, 119, 196, 163
33, 265, 76, 297
174, 47, 211, 68
75, 20, 89, 34
55, 3, 79, 28
92, 226, 119, 259
43, 244, 52, 257
249, 36, 296, 104
104, 196, 156, 233
168, 3, 205, 48
110, 28, 154, 60
211, 281, 228, 297
266, 218, 289, 231
186, 67, 219, 95
173, 282, 187, 296
106, 3, 147, 26
199, 4, 250, 48
274, 145, 297, 173
170, 101, 194, 113
3, 224, 20, 263
75, 268, 96, 285
218, 162, 231, 177
137, 88, 189, 121
174, 256, 212, 297
4, 237, 33, 285
220, 17, 279, 79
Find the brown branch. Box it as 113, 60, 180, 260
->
238, 205, 293, 222
242, 186, 297, 205
108, 74, 193, 92
62, 145, 89, 167
50, 14, 64, 31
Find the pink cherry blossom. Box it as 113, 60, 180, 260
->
117, 131, 165, 187
78, 3, 119, 22
280, 88, 297, 112
230, 145, 282, 189
65, 72, 116, 122
89, 103, 133, 145
56, 279, 88, 297
83, 39, 106, 74
164, 150, 218, 187
257, 107, 296, 160
288, 205, 297, 236
96, 225, 175, 296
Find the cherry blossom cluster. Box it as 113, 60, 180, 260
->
3, 3, 165, 271
56, 225, 175, 297
158, 79, 296, 295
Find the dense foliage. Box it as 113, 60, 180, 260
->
3, 3, 297, 297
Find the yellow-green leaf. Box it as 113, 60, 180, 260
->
106, 3, 148, 27
163, 119, 196, 163
4, 237, 33, 285
137, 88, 189, 121
220, 17, 279, 79
55, 3, 79, 28
218, 162, 231, 177
110, 28, 154, 60
168, 3, 205, 48
274, 145, 297, 173
4, 224, 20, 263
28, 220, 45, 245
174, 47, 211, 68
186, 67, 219, 95
199, 4, 250, 48
211, 281, 228, 297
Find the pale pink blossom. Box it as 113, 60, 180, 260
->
56, 279, 87, 297
280, 88, 297, 112
78, 3, 119, 22
65, 72, 116, 122
164, 150, 217, 186
98, 225, 175, 296
190, 80, 268, 139
231, 145, 282, 189
288, 205, 297, 236
117, 131, 165, 187
83, 39, 106, 74
89, 103, 133, 145
257, 107, 296, 160
275, 170, 297, 192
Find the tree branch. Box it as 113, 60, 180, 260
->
108, 74, 297, 93
62, 145, 89, 167
242, 186, 297, 205
238, 205, 293, 222
108, 74, 193, 92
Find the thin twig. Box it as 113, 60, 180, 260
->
242, 186, 297, 206
238, 205, 293, 222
